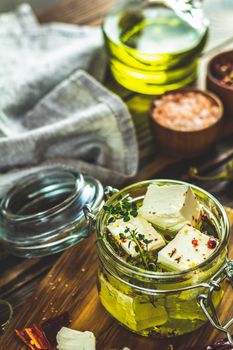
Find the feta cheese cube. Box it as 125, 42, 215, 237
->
157, 224, 218, 271
140, 184, 200, 231
57, 327, 95, 350
107, 216, 165, 257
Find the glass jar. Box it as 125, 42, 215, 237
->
103, 0, 209, 94
85, 180, 233, 341
0, 167, 103, 258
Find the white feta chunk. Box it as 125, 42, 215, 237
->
57, 327, 95, 350
140, 184, 200, 231
157, 224, 218, 271
107, 216, 165, 257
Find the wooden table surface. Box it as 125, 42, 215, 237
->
1, 0, 233, 349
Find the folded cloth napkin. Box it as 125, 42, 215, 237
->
0, 4, 138, 195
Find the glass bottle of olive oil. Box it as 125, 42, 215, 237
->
103, 0, 209, 94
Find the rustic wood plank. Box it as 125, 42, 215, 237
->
0, 252, 59, 312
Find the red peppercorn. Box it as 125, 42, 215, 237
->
165, 234, 172, 241
212, 59, 233, 88
192, 238, 198, 248
201, 212, 209, 222
207, 239, 217, 249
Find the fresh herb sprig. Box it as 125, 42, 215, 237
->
120, 227, 154, 271
120, 227, 158, 307
103, 195, 138, 224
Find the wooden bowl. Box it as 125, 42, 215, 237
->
149, 88, 223, 158
206, 50, 233, 118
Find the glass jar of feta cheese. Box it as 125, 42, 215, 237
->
85, 180, 233, 342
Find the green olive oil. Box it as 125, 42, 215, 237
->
103, 2, 208, 94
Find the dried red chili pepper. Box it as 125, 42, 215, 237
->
15, 323, 51, 349
15, 329, 35, 350
41, 311, 70, 346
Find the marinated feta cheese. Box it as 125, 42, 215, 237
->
99, 273, 168, 331
57, 327, 96, 350
140, 184, 200, 231
107, 216, 165, 257
157, 224, 218, 271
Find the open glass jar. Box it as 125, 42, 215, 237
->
103, 0, 208, 94
85, 180, 233, 341
0, 167, 103, 257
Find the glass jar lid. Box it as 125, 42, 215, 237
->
0, 167, 104, 258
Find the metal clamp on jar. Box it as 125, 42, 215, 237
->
198, 259, 233, 344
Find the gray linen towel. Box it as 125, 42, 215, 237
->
0, 4, 138, 195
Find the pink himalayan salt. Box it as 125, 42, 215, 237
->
152, 91, 220, 132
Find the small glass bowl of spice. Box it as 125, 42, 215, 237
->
207, 50, 233, 118
149, 88, 223, 157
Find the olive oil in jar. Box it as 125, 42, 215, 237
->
103, 0, 209, 94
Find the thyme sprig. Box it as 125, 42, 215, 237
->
120, 227, 158, 307
103, 195, 138, 223
120, 227, 153, 271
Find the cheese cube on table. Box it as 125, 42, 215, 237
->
158, 224, 218, 271
107, 216, 165, 257
140, 184, 200, 231
57, 327, 95, 350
